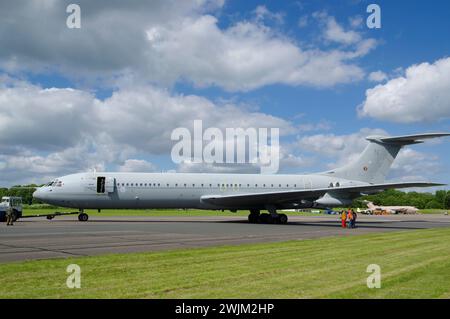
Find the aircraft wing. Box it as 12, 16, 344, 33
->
200, 181, 444, 207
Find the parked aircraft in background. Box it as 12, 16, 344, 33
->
359, 201, 419, 215
33, 133, 449, 224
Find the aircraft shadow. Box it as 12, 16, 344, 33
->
33, 218, 431, 230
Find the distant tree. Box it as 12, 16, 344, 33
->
425, 200, 443, 209
353, 189, 448, 209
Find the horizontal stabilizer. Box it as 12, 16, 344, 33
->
201, 181, 445, 207
368, 132, 450, 145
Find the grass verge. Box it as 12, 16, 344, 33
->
1, 227, 449, 298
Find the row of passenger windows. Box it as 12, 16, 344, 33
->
116, 182, 302, 188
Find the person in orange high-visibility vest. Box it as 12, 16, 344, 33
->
341, 211, 347, 228
347, 210, 354, 228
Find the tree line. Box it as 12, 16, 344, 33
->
353, 189, 450, 209
0, 185, 40, 205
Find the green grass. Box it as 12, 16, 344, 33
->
418, 209, 449, 214
21, 208, 323, 217
1, 227, 449, 298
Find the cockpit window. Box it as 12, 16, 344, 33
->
46, 179, 62, 187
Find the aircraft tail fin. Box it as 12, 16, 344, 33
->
365, 201, 376, 209
322, 133, 450, 183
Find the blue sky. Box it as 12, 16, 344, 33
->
0, 0, 449, 188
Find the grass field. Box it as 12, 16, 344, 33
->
1, 227, 449, 298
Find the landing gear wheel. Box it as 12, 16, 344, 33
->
248, 213, 259, 223
278, 214, 288, 224
259, 213, 270, 223
78, 213, 89, 222
267, 215, 275, 224
46, 215, 54, 220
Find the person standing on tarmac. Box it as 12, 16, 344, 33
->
347, 208, 353, 228
5, 206, 14, 226
352, 211, 357, 228
341, 210, 347, 228
347, 209, 353, 228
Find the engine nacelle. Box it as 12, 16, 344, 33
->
314, 193, 352, 207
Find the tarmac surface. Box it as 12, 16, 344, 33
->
1, 214, 449, 263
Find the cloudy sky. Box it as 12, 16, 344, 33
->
0, 0, 449, 188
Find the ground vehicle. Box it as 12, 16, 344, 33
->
0, 196, 23, 222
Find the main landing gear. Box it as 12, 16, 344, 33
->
248, 207, 288, 224
78, 210, 89, 222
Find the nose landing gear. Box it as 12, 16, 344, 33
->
78, 210, 89, 222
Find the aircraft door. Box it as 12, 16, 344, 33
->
97, 176, 115, 194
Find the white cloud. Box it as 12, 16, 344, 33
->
349, 15, 363, 28
391, 148, 440, 178
0, 77, 297, 184
0, 1, 376, 91
323, 16, 361, 45
296, 128, 387, 168
253, 5, 284, 24
118, 159, 156, 172
368, 70, 388, 82
0, 142, 107, 185
145, 15, 371, 90
297, 120, 333, 132
0, 80, 94, 151
359, 57, 450, 123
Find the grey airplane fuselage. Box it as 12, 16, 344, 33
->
33, 172, 360, 210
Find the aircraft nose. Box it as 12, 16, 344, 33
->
33, 188, 43, 200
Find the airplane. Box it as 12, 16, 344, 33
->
360, 200, 419, 215
33, 132, 450, 224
